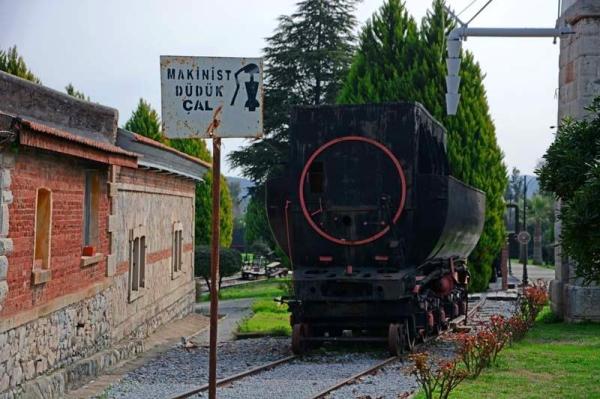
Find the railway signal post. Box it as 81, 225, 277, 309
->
160, 56, 263, 398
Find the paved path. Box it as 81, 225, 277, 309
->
194, 298, 255, 344
509, 263, 555, 283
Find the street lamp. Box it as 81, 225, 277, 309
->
521, 176, 530, 289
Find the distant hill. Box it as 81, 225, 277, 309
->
226, 176, 254, 217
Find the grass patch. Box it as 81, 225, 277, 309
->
238, 312, 291, 336
238, 300, 291, 336
251, 299, 289, 314
420, 308, 600, 399
199, 278, 290, 302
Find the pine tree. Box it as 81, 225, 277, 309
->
338, 0, 507, 291
65, 83, 90, 101
228, 0, 359, 247
124, 99, 164, 142
0, 46, 41, 83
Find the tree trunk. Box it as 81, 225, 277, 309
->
533, 221, 543, 264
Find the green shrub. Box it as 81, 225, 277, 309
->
195, 245, 241, 290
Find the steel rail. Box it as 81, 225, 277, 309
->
169, 355, 297, 399
310, 297, 487, 399
171, 297, 487, 399
310, 356, 399, 399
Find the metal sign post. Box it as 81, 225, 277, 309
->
160, 56, 263, 399
208, 136, 220, 399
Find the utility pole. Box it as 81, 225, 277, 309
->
522, 176, 529, 289
444, 4, 574, 115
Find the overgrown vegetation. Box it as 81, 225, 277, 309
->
412, 283, 549, 399
537, 97, 600, 284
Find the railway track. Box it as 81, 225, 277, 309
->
170, 297, 486, 399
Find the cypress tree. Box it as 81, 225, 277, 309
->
124, 99, 165, 143
337, 0, 420, 103
338, 0, 507, 291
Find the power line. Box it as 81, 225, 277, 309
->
457, 0, 480, 18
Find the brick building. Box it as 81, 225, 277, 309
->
0, 71, 209, 398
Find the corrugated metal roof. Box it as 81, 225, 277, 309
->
19, 117, 137, 157
132, 133, 211, 169
116, 129, 209, 181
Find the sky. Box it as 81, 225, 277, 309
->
0, 0, 563, 177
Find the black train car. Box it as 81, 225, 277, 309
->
266, 103, 485, 354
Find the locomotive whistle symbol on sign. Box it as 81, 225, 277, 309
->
230, 63, 260, 111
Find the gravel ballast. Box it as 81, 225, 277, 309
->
103, 297, 518, 399
194, 352, 387, 399
103, 338, 291, 399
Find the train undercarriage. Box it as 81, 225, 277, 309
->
287, 263, 469, 355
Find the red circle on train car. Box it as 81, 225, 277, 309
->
298, 136, 407, 246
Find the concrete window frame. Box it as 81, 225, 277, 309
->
82, 170, 101, 249
128, 224, 147, 302
172, 221, 184, 279
32, 187, 52, 285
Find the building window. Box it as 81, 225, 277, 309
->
129, 225, 146, 301
34, 188, 52, 269
83, 170, 100, 249
172, 221, 183, 278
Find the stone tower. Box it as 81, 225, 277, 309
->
550, 0, 600, 321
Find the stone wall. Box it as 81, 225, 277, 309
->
108, 166, 196, 341
0, 286, 112, 396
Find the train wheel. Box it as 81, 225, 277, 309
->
292, 323, 308, 355
388, 323, 406, 356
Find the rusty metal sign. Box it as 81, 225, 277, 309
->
160, 56, 263, 138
